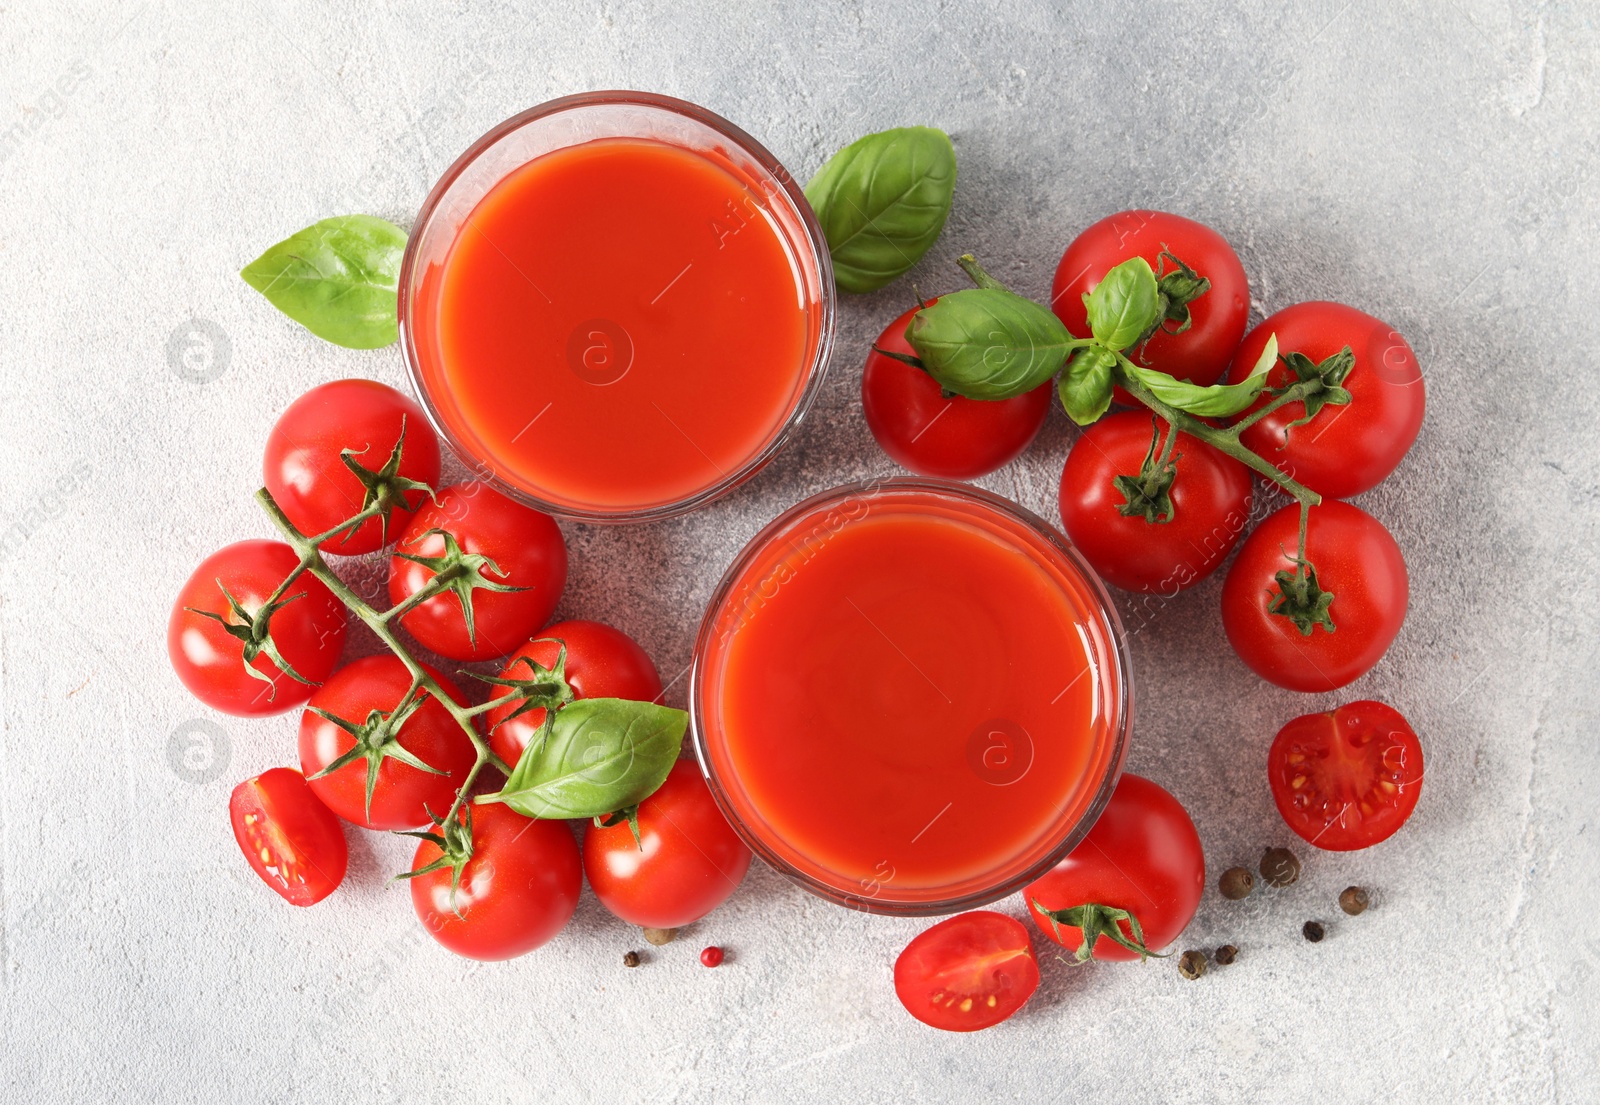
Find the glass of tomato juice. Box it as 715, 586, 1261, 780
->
690, 479, 1133, 914
400, 92, 835, 522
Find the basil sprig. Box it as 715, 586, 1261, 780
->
241, 215, 408, 349
806, 126, 956, 294
1084, 256, 1161, 352
480, 698, 688, 820
1123, 333, 1277, 418
907, 287, 1075, 401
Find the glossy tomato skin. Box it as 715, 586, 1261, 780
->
410, 804, 581, 961
1269, 700, 1424, 851
1025, 773, 1204, 961
584, 760, 752, 928
1229, 302, 1424, 499
388, 482, 569, 662
1221, 501, 1408, 693
168, 540, 347, 716
1051, 210, 1249, 396
229, 768, 348, 906
862, 301, 1051, 480
1059, 411, 1253, 592
485, 620, 662, 770
298, 656, 476, 831
264, 379, 441, 555
894, 911, 1040, 1032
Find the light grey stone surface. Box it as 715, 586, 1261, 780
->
1, 2, 1595, 1102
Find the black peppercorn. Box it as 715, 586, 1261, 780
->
1303, 920, 1325, 942
622, 951, 642, 968
1214, 944, 1238, 965
1177, 950, 1207, 980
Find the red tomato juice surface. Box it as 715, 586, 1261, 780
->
409, 138, 814, 514
696, 485, 1128, 907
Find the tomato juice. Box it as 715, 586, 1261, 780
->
692, 481, 1131, 913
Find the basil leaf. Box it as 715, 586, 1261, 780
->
241, 215, 408, 349
805, 126, 956, 294
1122, 333, 1276, 418
1085, 257, 1160, 351
907, 287, 1074, 401
483, 698, 687, 820
1058, 347, 1117, 426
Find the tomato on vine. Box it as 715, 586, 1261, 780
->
1268, 700, 1424, 850
298, 655, 477, 831
862, 300, 1051, 479
264, 379, 441, 555
1058, 411, 1252, 592
1221, 500, 1408, 692
229, 767, 348, 906
1026, 773, 1204, 962
168, 540, 347, 716
894, 912, 1039, 1032
387, 482, 568, 662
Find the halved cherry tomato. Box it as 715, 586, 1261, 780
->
583, 760, 752, 929
894, 911, 1039, 1032
1268, 700, 1424, 851
229, 768, 348, 906
168, 540, 347, 717
485, 620, 662, 770
410, 803, 581, 961
862, 301, 1051, 480
264, 379, 440, 555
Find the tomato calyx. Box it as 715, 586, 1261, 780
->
593, 803, 643, 849
1141, 248, 1210, 347
470, 639, 576, 748
306, 685, 447, 822
1269, 556, 1337, 636
335, 418, 437, 548
393, 528, 529, 651
186, 579, 318, 697
395, 805, 475, 917
1112, 414, 1180, 524
1270, 346, 1355, 441
1031, 898, 1166, 963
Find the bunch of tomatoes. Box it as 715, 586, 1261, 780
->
167, 379, 752, 961
864, 211, 1427, 1031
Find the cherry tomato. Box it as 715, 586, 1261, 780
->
1025, 773, 1203, 962
894, 911, 1039, 1032
862, 301, 1050, 479
1058, 411, 1252, 592
1221, 500, 1408, 692
485, 620, 662, 770
388, 482, 569, 662
298, 655, 477, 831
1051, 210, 1249, 401
229, 768, 348, 906
264, 379, 441, 555
168, 540, 347, 716
1269, 700, 1424, 851
410, 803, 581, 961
1228, 302, 1425, 499
583, 760, 752, 929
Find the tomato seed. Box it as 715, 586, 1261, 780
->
700, 946, 725, 968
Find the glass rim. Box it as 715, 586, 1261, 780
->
396, 90, 837, 524
687, 476, 1135, 916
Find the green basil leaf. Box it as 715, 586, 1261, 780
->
1058, 347, 1117, 426
1122, 333, 1276, 418
805, 126, 956, 294
483, 698, 687, 820
907, 287, 1074, 401
241, 215, 408, 349
1085, 257, 1160, 351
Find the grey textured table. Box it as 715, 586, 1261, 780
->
1, 3, 1595, 1103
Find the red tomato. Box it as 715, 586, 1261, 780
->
583, 760, 752, 929
862, 301, 1050, 479
1025, 773, 1203, 962
1058, 411, 1252, 592
229, 768, 348, 906
485, 620, 662, 770
264, 379, 441, 555
1269, 700, 1424, 851
894, 912, 1039, 1032
298, 656, 477, 831
388, 482, 569, 662
1051, 211, 1249, 400
1228, 302, 1424, 499
410, 803, 581, 961
1221, 501, 1408, 692
168, 540, 346, 716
